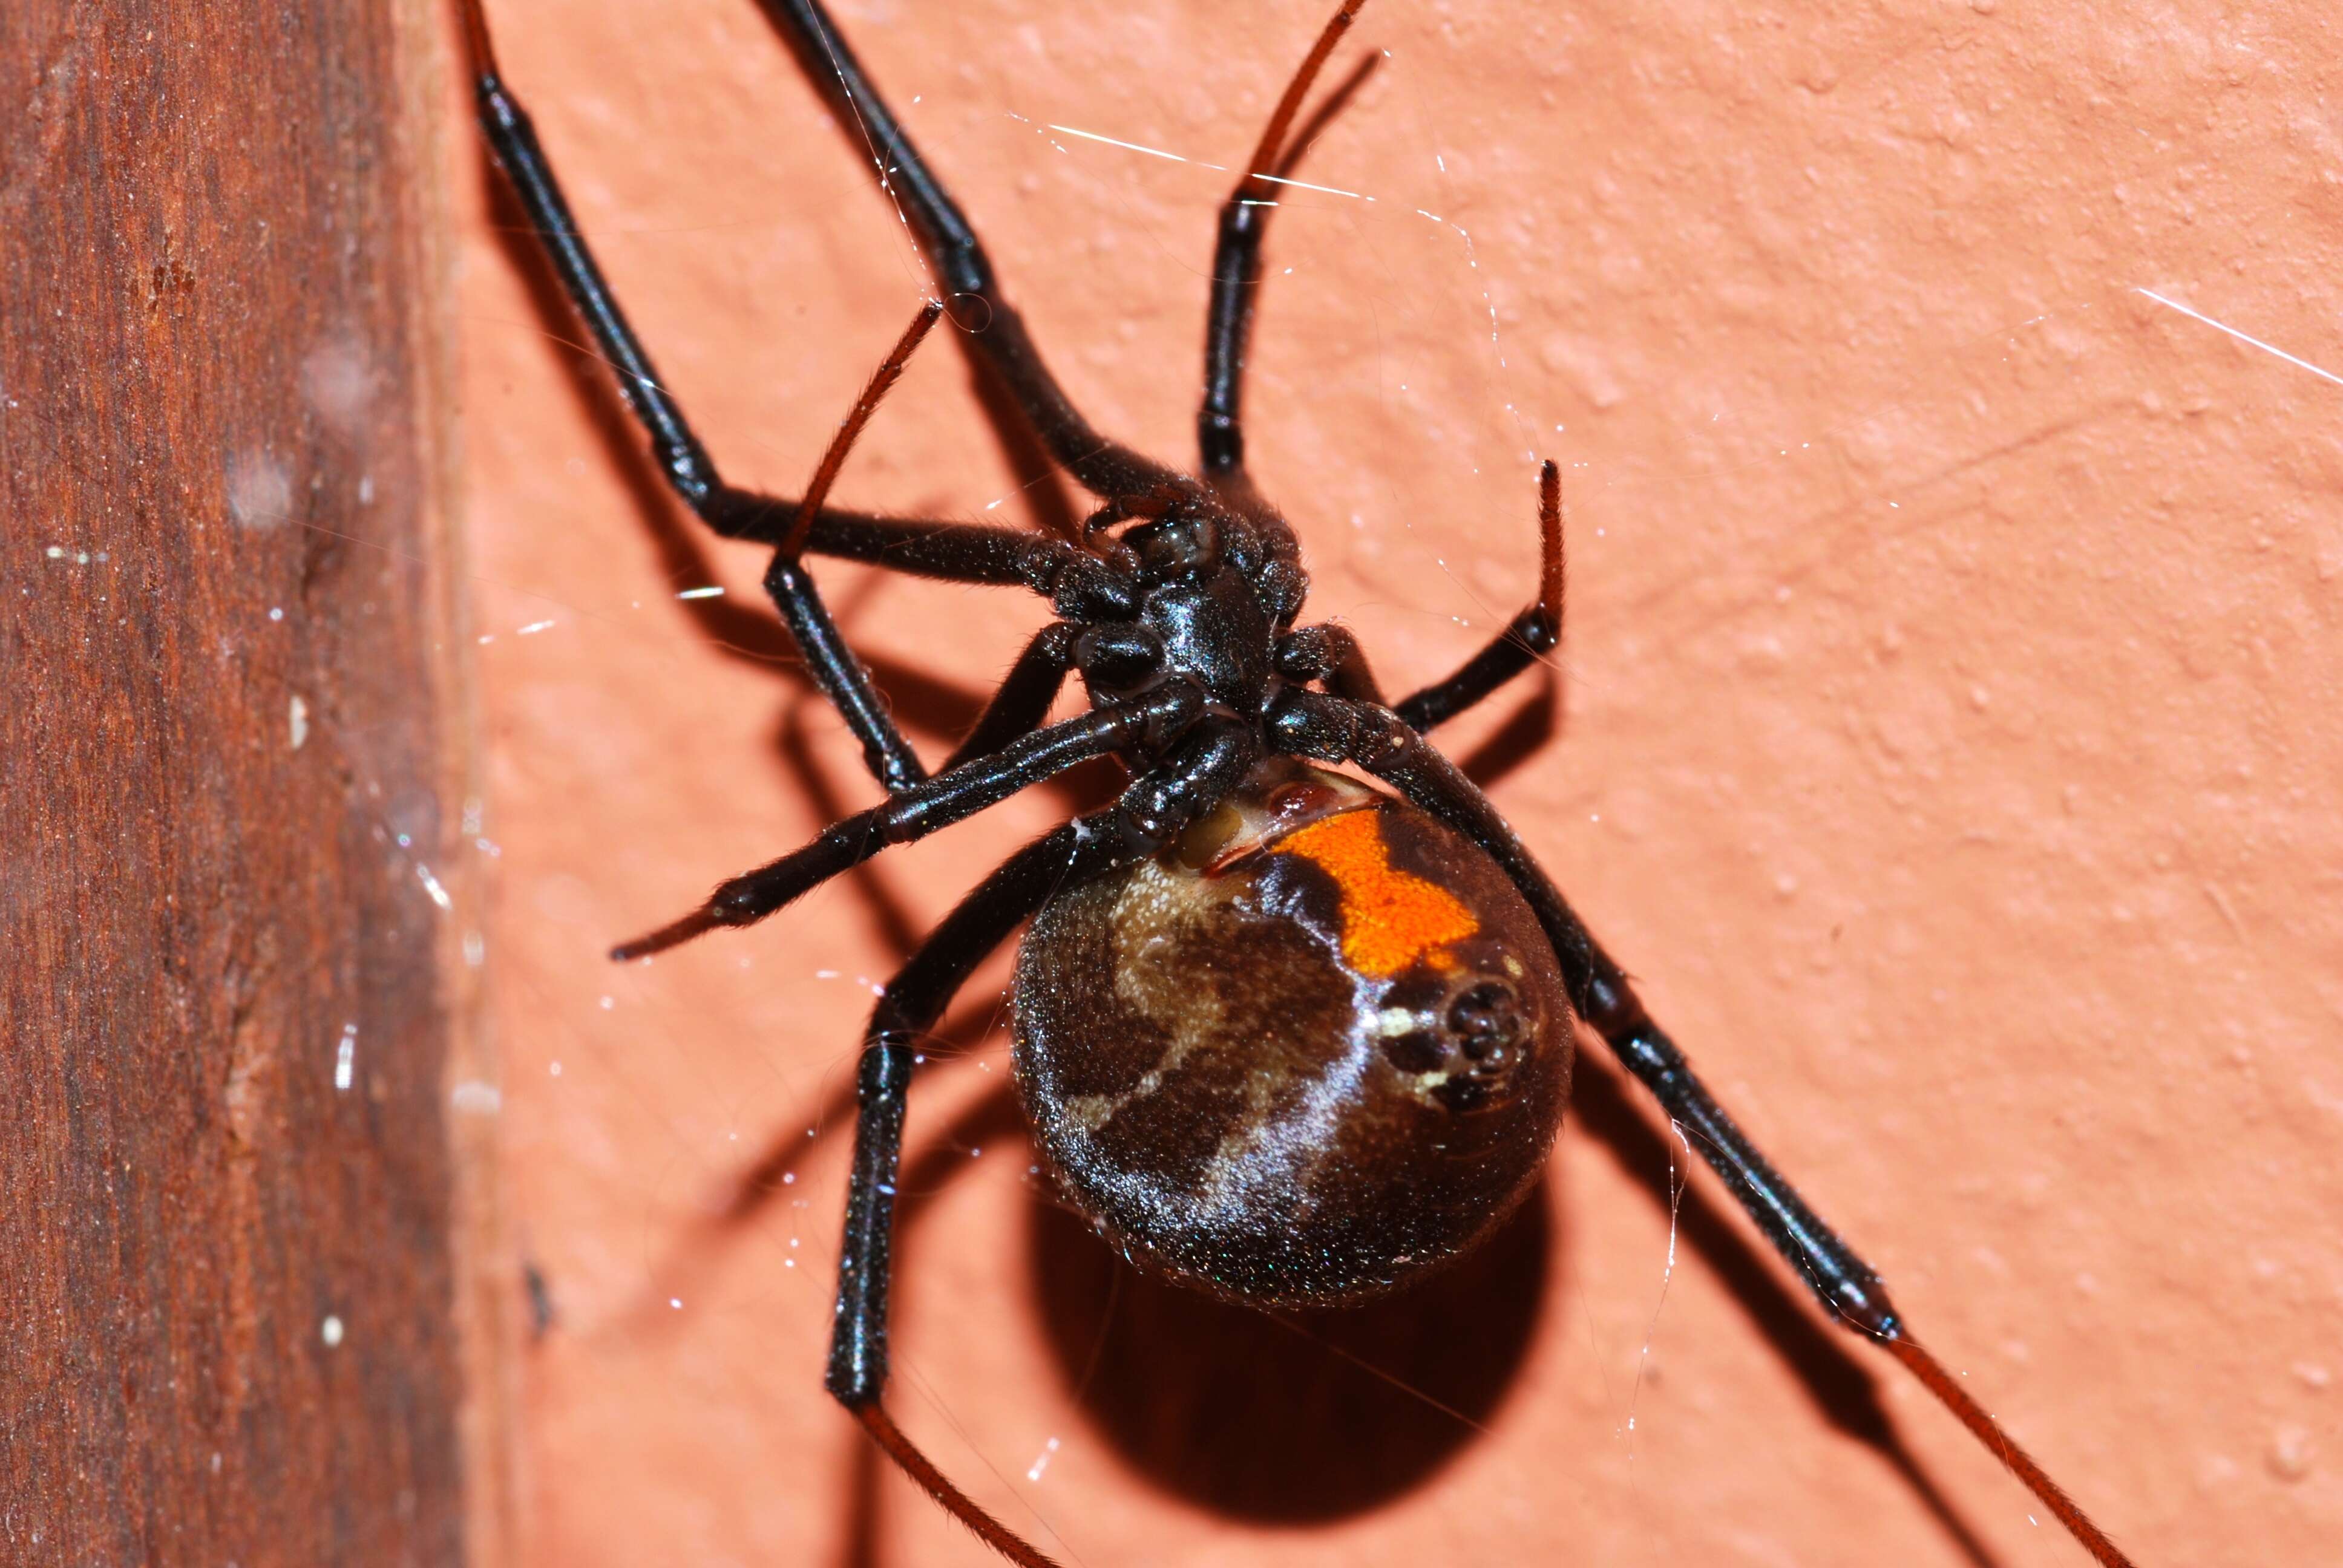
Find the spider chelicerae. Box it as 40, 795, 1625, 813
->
460, 1, 2135, 1562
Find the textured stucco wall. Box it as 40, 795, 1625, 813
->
454, 3, 2341, 1564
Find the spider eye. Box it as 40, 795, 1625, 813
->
1077, 624, 1164, 691
1132, 511, 1220, 579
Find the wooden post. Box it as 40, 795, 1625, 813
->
1, 0, 474, 1561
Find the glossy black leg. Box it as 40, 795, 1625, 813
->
824, 724, 1259, 1568
747, 507, 1138, 622
824, 819, 1126, 1568
1274, 622, 1389, 708
612, 682, 1205, 959
1269, 688, 1898, 1326
821, 823, 1118, 1387
1198, 2, 1369, 479
764, 554, 924, 791
460, 0, 922, 791
1265, 687, 2137, 1568
781, 509, 1072, 586
827, 735, 1256, 1412
461, 2, 709, 506
762, 0, 1200, 508
939, 622, 1080, 770
1394, 460, 1565, 733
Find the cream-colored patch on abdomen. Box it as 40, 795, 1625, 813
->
1058, 854, 1372, 1216
1059, 860, 1234, 1135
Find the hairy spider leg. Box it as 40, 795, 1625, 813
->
771, 511, 1134, 614
1393, 459, 1567, 730
609, 682, 1208, 961
817, 818, 1126, 1568
937, 621, 1083, 773
1199, 0, 1374, 481
460, 0, 948, 791
763, 0, 1203, 514
1266, 688, 2139, 1568
824, 728, 1260, 1560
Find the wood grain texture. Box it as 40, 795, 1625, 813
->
1, 0, 472, 1562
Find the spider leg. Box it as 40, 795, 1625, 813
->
726, 510, 1138, 623
1266, 688, 2139, 1568
762, 0, 1202, 511
939, 622, 1081, 771
611, 682, 1207, 960
1394, 460, 1565, 732
827, 729, 1258, 1566
1199, 1, 1374, 480
1274, 622, 1389, 708
782, 514, 1073, 585
823, 819, 1116, 1568
462, 0, 929, 789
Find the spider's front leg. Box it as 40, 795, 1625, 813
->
460, 0, 937, 791
824, 721, 1259, 1568
609, 683, 1207, 960
767, 0, 1200, 511
1198, 1, 1372, 482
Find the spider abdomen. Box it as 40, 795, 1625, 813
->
1013, 764, 1573, 1305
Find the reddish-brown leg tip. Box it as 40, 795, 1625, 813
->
1880, 1333, 2137, 1568
853, 1403, 1066, 1568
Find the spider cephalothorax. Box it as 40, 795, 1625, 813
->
461, 0, 2138, 1561
1088, 507, 1291, 711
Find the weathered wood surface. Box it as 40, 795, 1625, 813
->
1, 0, 470, 1561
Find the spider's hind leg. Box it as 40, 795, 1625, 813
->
819, 823, 1100, 1568
1269, 688, 2140, 1568
825, 724, 1257, 1566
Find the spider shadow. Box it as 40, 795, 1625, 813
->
1447, 684, 2001, 1566
1007, 1037, 2002, 1561
814, 1068, 1550, 1539
1563, 1012, 2005, 1566
1026, 1160, 1553, 1523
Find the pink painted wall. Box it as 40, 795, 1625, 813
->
453, 2, 2342, 1564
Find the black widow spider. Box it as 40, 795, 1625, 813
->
460, 1, 2138, 1563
